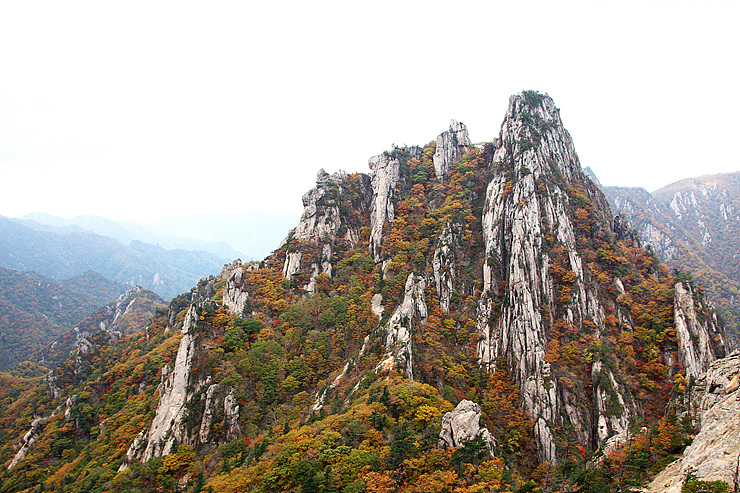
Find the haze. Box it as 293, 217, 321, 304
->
1, 1, 738, 224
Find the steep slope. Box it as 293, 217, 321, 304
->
644, 350, 740, 492
0, 216, 230, 300
0, 91, 728, 493
0, 267, 127, 369
39, 287, 166, 369
599, 172, 740, 345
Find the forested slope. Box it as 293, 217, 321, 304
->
0, 92, 731, 493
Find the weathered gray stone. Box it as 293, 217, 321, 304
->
645, 351, 740, 492
433, 120, 471, 181
591, 361, 630, 445
474, 92, 626, 464
224, 390, 241, 440
674, 281, 716, 379
377, 273, 427, 380
433, 223, 458, 313
221, 259, 249, 316
198, 383, 220, 443
439, 399, 494, 455
281, 168, 369, 291
140, 304, 199, 461
369, 153, 400, 262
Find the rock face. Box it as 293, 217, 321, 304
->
474, 92, 615, 463
645, 351, 740, 492
591, 361, 631, 443
439, 399, 494, 453
377, 273, 427, 380
433, 223, 460, 313
281, 168, 371, 291
9, 417, 48, 470
368, 153, 401, 262
119, 295, 244, 469
433, 120, 471, 181
674, 281, 719, 378
140, 304, 199, 461
221, 259, 249, 316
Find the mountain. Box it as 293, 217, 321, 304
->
0, 216, 232, 300
596, 171, 740, 345
0, 267, 127, 369
0, 92, 734, 492
21, 213, 245, 260
644, 349, 740, 492
40, 287, 166, 370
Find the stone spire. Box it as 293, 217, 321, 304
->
433, 120, 471, 181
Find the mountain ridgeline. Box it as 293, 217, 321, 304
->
0, 267, 128, 369
596, 171, 740, 347
0, 92, 732, 492
0, 216, 230, 300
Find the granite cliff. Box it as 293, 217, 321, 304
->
1, 91, 731, 493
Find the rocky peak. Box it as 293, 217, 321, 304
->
493, 92, 591, 187
368, 152, 401, 262
280, 167, 370, 291
220, 259, 250, 316
433, 119, 471, 181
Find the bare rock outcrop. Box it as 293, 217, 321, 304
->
476, 92, 598, 463
591, 361, 631, 443
220, 259, 249, 316
439, 399, 494, 454
474, 92, 638, 463
9, 401, 68, 470
433, 223, 459, 313
433, 120, 471, 181
377, 273, 427, 380
645, 351, 740, 492
139, 304, 199, 461
674, 281, 718, 378
9, 417, 48, 470
368, 153, 401, 262
120, 302, 244, 470
281, 168, 370, 291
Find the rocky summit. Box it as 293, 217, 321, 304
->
0, 91, 736, 493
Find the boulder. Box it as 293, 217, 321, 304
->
439, 399, 494, 454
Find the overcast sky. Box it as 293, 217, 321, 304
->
1, 1, 738, 224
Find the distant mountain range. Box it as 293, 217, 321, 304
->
21, 211, 299, 261
0, 267, 127, 369
0, 216, 229, 300
589, 168, 740, 343
1, 91, 739, 493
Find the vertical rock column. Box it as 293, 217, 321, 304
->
674, 281, 717, 379
141, 305, 199, 461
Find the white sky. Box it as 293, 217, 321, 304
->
1, 1, 738, 224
